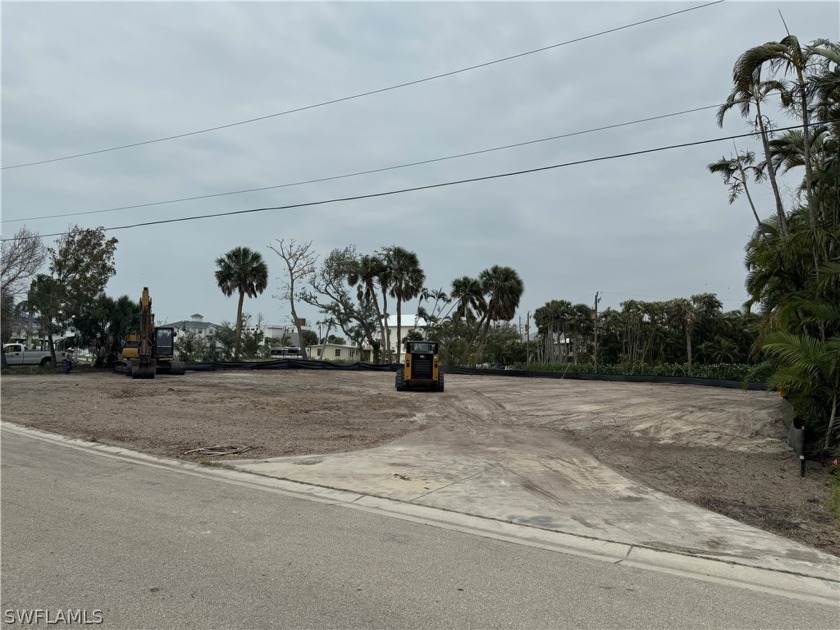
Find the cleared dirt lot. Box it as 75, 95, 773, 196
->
2, 369, 837, 556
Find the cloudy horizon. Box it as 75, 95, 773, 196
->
3, 1, 838, 331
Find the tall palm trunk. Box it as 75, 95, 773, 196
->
395, 299, 403, 364
755, 103, 789, 237
792, 63, 823, 282
234, 291, 245, 360
470, 312, 493, 366
734, 153, 764, 230
380, 288, 391, 364
685, 312, 695, 377
794, 65, 817, 226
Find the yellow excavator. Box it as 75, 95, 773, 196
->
117, 287, 186, 379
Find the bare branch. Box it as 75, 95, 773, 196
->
268, 238, 318, 355
1, 227, 47, 297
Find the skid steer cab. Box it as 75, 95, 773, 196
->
395, 341, 444, 392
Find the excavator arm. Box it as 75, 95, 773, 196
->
129, 287, 157, 378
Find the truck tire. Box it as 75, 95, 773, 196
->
40, 357, 53, 368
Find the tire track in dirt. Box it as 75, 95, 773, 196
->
5, 370, 837, 557
443, 388, 508, 426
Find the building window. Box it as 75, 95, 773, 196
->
334, 349, 341, 357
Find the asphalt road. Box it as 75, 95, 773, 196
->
1, 429, 837, 629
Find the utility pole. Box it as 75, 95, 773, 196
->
318, 319, 333, 362
526, 311, 531, 365
593, 292, 601, 373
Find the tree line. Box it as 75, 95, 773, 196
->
0, 229, 528, 368
529, 293, 759, 373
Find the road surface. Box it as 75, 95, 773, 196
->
1, 429, 836, 629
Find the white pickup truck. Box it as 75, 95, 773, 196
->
2, 343, 65, 367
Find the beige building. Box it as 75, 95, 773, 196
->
308, 343, 371, 362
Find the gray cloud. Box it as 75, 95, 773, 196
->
3, 1, 838, 327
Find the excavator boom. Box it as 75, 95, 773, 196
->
118, 287, 185, 379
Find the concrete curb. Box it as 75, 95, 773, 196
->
3, 421, 838, 606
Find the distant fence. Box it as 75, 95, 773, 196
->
445, 366, 769, 391
185, 359, 395, 372
184, 360, 768, 390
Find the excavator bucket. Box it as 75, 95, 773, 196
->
129, 358, 157, 379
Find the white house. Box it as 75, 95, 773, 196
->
377, 314, 429, 361
264, 322, 316, 348
169, 314, 219, 338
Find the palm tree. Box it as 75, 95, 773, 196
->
534, 299, 572, 363
729, 37, 837, 234
214, 247, 268, 360
385, 246, 425, 364
744, 210, 814, 330
376, 252, 394, 363
449, 276, 486, 324
707, 149, 765, 229
717, 53, 788, 236
476, 266, 524, 363
347, 254, 388, 361
698, 336, 741, 364
569, 302, 594, 364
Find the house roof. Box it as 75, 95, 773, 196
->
169, 319, 219, 329
383, 314, 428, 328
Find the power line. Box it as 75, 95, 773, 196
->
5, 122, 808, 243
1, 1, 725, 171
2, 102, 726, 225
600, 291, 745, 302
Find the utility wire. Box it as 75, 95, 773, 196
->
600, 291, 745, 302
1, 0, 724, 171
5, 122, 810, 242
3, 102, 726, 224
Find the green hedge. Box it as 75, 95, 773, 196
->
514, 362, 774, 383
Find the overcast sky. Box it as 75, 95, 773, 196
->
2, 1, 838, 331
